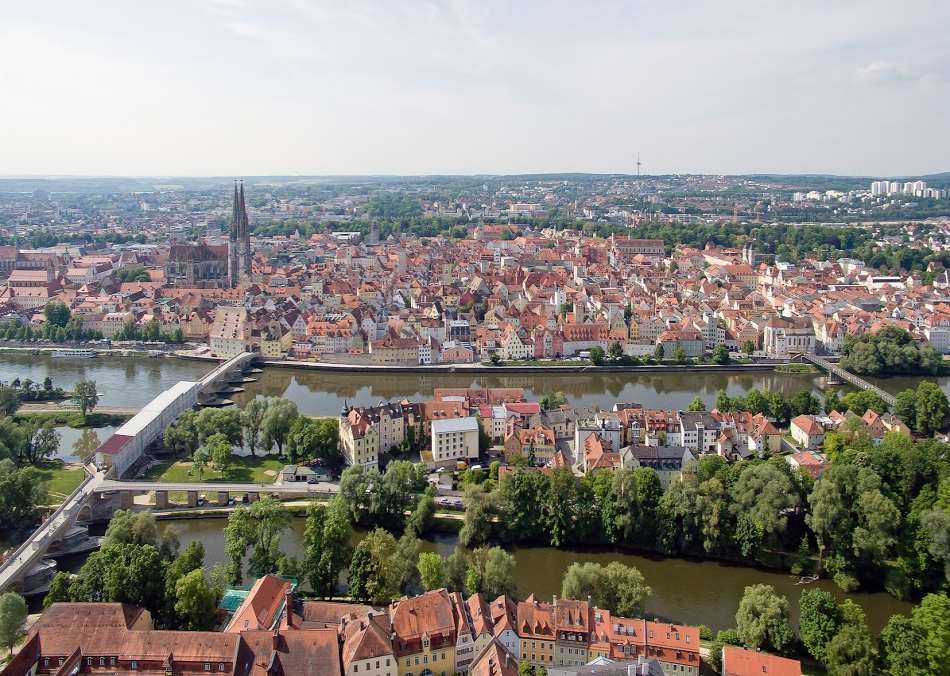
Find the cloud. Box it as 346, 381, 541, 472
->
855, 60, 912, 84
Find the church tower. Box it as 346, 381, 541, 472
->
227, 180, 252, 287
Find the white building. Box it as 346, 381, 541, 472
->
431, 417, 480, 467
209, 306, 250, 358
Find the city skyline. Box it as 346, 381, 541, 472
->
3, 0, 950, 177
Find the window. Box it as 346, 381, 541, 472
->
354, 665, 359, 672
220, 664, 225, 671
131, 660, 138, 670
205, 663, 211, 672
100, 657, 106, 666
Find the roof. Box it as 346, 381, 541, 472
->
790, 415, 824, 436
431, 416, 479, 434
722, 645, 802, 676
94, 433, 133, 456
225, 575, 291, 633
469, 638, 519, 676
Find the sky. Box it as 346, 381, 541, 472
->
2, 0, 949, 177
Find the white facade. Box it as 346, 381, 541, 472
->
431, 417, 480, 466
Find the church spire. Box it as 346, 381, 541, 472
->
230, 181, 239, 241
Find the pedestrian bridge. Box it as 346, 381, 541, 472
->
798, 353, 896, 407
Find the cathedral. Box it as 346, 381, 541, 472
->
165, 181, 252, 288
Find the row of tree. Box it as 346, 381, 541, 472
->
162, 398, 340, 467
841, 326, 941, 377
709, 583, 949, 676
43, 511, 224, 631
454, 430, 950, 600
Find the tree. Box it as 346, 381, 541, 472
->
43, 571, 72, 608
204, 433, 232, 473
589, 346, 605, 366
673, 346, 687, 364
460, 484, 495, 547
163, 541, 205, 626
174, 569, 218, 631
894, 388, 918, 428
825, 623, 876, 676
730, 463, 798, 558
241, 398, 269, 457
223, 496, 291, 583
417, 552, 446, 591
261, 399, 299, 456
347, 529, 402, 605
44, 302, 71, 328
0, 592, 27, 656
0, 459, 47, 528
824, 389, 841, 414
715, 388, 732, 412
20, 424, 59, 464
195, 407, 242, 446
880, 614, 929, 676
406, 490, 436, 538
102, 510, 164, 549
191, 445, 209, 480
841, 390, 888, 416
303, 497, 353, 598
465, 547, 517, 599
914, 381, 948, 435
286, 417, 340, 466
687, 396, 705, 412
798, 588, 841, 663
0, 387, 20, 416
911, 592, 950, 676
164, 411, 200, 456
607, 341, 624, 362
735, 584, 793, 654
538, 392, 567, 412
711, 344, 730, 365
654, 343, 665, 361
561, 561, 651, 617
742, 340, 755, 356
72, 380, 99, 418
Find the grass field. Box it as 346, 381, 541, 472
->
36, 463, 86, 503
142, 455, 284, 484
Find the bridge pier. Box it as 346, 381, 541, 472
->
217, 491, 229, 506
119, 491, 134, 510
155, 491, 168, 509
247, 492, 259, 503
188, 491, 198, 507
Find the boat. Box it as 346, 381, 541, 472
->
52, 348, 97, 358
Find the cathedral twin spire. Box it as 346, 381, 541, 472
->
228, 180, 252, 287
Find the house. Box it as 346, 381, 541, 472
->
340, 612, 395, 676
430, 417, 480, 467
620, 445, 696, 488
786, 450, 830, 479
390, 589, 457, 676
469, 639, 519, 676
517, 595, 556, 668
721, 645, 801, 676
790, 415, 825, 449
210, 306, 250, 358
503, 426, 556, 464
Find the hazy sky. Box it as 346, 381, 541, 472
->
3, 1, 949, 177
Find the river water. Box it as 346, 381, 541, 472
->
4, 354, 925, 631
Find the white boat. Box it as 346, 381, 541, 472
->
51, 348, 97, 358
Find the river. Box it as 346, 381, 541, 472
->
153, 517, 911, 634
4, 353, 926, 631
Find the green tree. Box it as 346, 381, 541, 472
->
223, 496, 290, 583
460, 484, 495, 547
406, 490, 436, 538
798, 588, 841, 663
174, 569, 218, 631
911, 592, 950, 676
417, 552, 446, 591
164, 410, 200, 456
191, 445, 209, 479
286, 416, 340, 466
654, 343, 665, 361
841, 390, 888, 416
730, 463, 799, 558
735, 584, 793, 654
914, 381, 948, 435
0, 387, 20, 416
241, 398, 270, 457
195, 407, 243, 446
72, 379, 99, 418
589, 346, 605, 366
824, 389, 841, 413
44, 302, 71, 328
825, 623, 876, 676
742, 340, 755, 356
347, 529, 402, 604
894, 388, 918, 428
465, 546, 517, 599
673, 346, 687, 363
303, 497, 353, 598
163, 541, 205, 627
607, 341, 624, 362
261, 398, 299, 456
0, 592, 27, 656
0, 459, 47, 528
880, 614, 929, 676
561, 561, 651, 617
687, 396, 705, 412
204, 433, 232, 472
711, 344, 730, 365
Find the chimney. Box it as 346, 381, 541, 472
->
272, 627, 280, 650
285, 590, 294, 629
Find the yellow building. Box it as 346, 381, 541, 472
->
391, 589, 457, 676
517, 595, 556, 668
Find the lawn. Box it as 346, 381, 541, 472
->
142, 455, 284, 484
36, 464, 86, 503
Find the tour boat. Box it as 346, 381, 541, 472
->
51, 348, 97, 358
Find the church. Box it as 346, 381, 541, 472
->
164, 181, 252, 288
